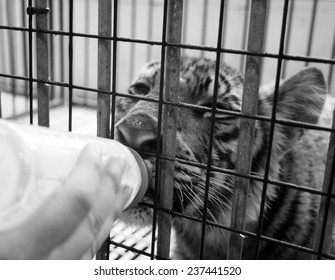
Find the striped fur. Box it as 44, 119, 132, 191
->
115, 56, 334, 259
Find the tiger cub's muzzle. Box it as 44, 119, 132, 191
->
115, 113, 159, 154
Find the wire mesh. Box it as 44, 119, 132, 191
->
0, 0, 334, 260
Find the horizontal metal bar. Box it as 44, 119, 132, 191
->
1, 25, 334, 65
109, 240, 153, 259
137, 150, 335, 199
138, 200, 335, 260
1, 72, 334, 133
2, 78, 333, 199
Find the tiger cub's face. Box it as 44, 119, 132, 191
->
114, 56, 327, 258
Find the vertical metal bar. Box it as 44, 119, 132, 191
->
305, 0, 318, 67
254, 0, 290, 259
36, 0, 50, 127
83, 0, 91, 104
28, 0, 34, 124
156, 0, 183, 260
0, 0, 3, 106
96, 0, 112, 260
5, 0, 17, 115
0, 0, 3, 117
110, 0, 119, 139
97, 2, 112, 140
68, 0, 74, 131
0, 0, 3, 119
49, 0, 55, 101
199, 0, 226, 259
0, 0, 3, 118
220, 0, 229, 61
0, 3, 7, 79
313, 110, 335, 259
146, 0, 154, 61
116, 0, 122, 93
227, 0, 268, 260
328, 27, 335, 91
150, 0, 169, 259
129, 0, 137, 81
281, 0, 295, 79
21, 0, 29, 107
239, 0, 250, 72
259, 0, 270, 84
261, 0, 270, 50
59, 0, 65, 100
199, 0, 208, 57
0, 2, 3, 118
181, 0, 189, 56
0, 82, 2, 118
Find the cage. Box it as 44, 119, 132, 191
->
0, 0, 335, 260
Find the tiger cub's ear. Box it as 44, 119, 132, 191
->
260, 67, 327, 147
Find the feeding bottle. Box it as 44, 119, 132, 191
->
0, 119, 148, 229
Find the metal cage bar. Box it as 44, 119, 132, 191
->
220, 0, 229, 61
68, 0, 74, 131
109, 0, 119, 141
281, 0, 295, 79
129, 0, 137, 82
5, 0, 17, 106
199, 0, 208, 57
199, 0, 227, 259
96, 0, 112, 139
181, 0, 188, 47
239, 0, 250, 72
1, 23, 334, 65
35, 0, 50, 127
49, 0, 55, 101
0, 81, 2, 118
313, 107, 335, 259
95, 0, 112, 260
27, 0, 34, 124
58, 0, 65, 99
305, 0, 318, 67
0, 0, 335, 260
226, 0, 268, 260
328, 28, 335, 90
150, 0, 168, 260
253, 0, 290, 259
83, 0, 91, 105
20, 0, 29, 104
146, 0, 154, 61
156, 0, 184, 260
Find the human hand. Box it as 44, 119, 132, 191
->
0, 144, 131, 259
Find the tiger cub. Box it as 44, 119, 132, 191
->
115, 56, 334, 259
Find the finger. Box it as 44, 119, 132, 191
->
49, 155, 131, 259
48, 175, 123, 259
103, 155, 127, 193
11, 144, 102, 259
80, 185, 131, 260
81, 158, 131, 259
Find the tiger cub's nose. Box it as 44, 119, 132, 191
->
115, 113, 158, 153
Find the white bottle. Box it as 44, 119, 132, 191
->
0, 119, 148, 229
